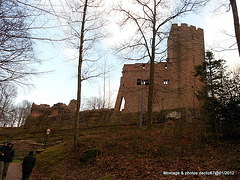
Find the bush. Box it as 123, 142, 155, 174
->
80, 148, 101, 164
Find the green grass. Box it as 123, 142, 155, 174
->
36, 142, 72, 177
13, 159, 23, 163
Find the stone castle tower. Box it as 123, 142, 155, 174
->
114, 23, 205, 113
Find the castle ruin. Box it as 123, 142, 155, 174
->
114, 23, 205, 113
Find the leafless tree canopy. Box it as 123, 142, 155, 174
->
0, 83, 16, 126
14, 100, 32, 127
47, 0, 108, 146
210, 0, 240, 55
0, 0, 39, 85
0, 82, 31, 127
113, 0, 210, 62
83, 96, 104, 110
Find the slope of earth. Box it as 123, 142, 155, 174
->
33, 124, 240, 180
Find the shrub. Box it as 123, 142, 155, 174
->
80, 148, 101, 164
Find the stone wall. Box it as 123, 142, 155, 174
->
24, 100, 194, 131
22, 101, 201, 133
24, 101, 141, 131
114, 23, 205, 113
24, 101, 76, 130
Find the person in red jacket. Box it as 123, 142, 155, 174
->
22, 151, 36, 180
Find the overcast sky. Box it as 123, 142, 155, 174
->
16, 0, 240, 108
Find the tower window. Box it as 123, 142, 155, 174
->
163, 79, 169, 85
164, 64, 168, 70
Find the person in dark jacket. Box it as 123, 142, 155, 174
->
0, 142, 8, 158
22, 151, 36, 180
0, 142, 8, 180
1, 142, 14, 180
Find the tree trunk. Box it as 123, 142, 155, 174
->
230, 0, 240, 56
147, 1, 157, 129
74, 0, 88, 147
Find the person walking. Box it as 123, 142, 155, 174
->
1, 142, 14, 180
22, 151, 36, 180
0, 142, 8, 180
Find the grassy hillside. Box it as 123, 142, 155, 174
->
32, 123, 240, 179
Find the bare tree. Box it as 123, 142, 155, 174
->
15, 100, 32, 127
0, 0, 74, 86
46, 0, 107, 146
113, 0, 210, 129
74, 0, 107, 146
99, 56, 114, 109
83, 96, 104, 110
0, 83, 17, 127
0, 0, 41, 85
8, 107, 18, 127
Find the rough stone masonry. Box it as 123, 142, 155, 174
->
114, 23, 205, 113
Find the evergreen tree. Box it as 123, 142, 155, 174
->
195, 51, 240, 140
195, 51, 224, 141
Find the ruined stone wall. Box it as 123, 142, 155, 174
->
24, 103, 142, 131
24, 100, 142, 131
114, 23, 205, 113
24, 102, 76, 130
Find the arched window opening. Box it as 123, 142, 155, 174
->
120, 97, 125, 111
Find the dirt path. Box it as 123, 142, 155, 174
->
5, 162, 40, 180
5, 162, 22, 180
4, 162, 49, 180
5, 162, 34, 180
